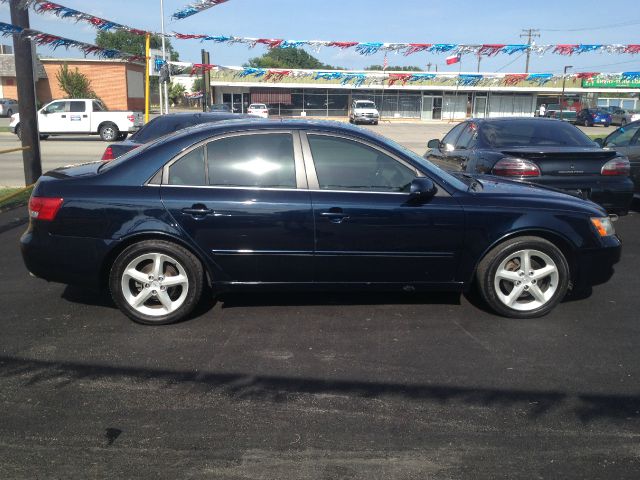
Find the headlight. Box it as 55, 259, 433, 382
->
590, 217, 615, 237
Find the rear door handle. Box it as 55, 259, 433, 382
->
181, 205, 213, 217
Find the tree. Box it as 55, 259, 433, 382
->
364, 65, 423, 71
95, 31, 179, 61
168, 82, 186, 105
191, 77, 204, 93
245, 48, 341, 69
56, 63, 99, 99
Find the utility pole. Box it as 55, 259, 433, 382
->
476, 54, 481, 72
201, 49, 211, 112
10, 1, 41, 185
520, 28, 540, 73
426, 62, 432, 72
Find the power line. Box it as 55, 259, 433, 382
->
540, 19, 640, 32
550, 59, 640, 73
495, 53, 526, 72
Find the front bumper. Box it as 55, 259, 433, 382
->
573, 236, 621, 291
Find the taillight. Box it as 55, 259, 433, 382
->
492, 158, 540, 177
601, 158, 630, 176
127, 114, 135, 122
591, 113, 598, 119
28, 197, 63, 221
101, 146, 114, 161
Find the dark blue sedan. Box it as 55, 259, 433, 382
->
21, 119, 621, 324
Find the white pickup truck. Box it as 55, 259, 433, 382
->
10, 99, 143, 141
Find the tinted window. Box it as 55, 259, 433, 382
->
168, 146, 206, 185
207, 133, 296, 188
605, 124, 640, 147
479, 121, 595, 148
455, 123, 477, 149
69, 101, 85, 113
441, 123, 466, 150
308, 135, 416, 192
92, 101, 105, 112
132, 117, 198, 143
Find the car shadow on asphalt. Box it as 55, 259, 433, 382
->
1, 353, 638, 425
217, 291, 462, 309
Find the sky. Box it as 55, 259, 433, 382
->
1, 0, 639, 74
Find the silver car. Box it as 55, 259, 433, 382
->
606, 106, 640, 126
0, 98, 18, 117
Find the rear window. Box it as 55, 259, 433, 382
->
479, 121, 595, 148
250, 104, 267, 109
130, 117, 202, 143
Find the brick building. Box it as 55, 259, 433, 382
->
0, 55, 145, 111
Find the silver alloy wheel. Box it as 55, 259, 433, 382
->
493, 249, 559, 312
102, 126, 116, 140
120, 252, 189, 317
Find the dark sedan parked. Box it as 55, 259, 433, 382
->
101, 112, 254, 160
595, 120, 640, 198
426, 118, 633, 214
575, 108, 612, 127
22, 120, 620, 325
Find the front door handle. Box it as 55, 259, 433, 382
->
181, 204, 213, 217
321, 208, 350, 224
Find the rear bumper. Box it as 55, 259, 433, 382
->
21, 227, 112, 288
529, 176, 634, 214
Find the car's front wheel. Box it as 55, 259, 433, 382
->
109, 240, 204, 325
476, 236, 570, 318
584, 120, 591, 127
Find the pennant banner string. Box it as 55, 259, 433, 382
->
171, 0, 231, 20
0, 20, 145, 62
7, 1, 640, 59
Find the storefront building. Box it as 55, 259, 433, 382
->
209, 69, 639, 120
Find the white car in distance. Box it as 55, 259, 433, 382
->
247, 103, 269, 118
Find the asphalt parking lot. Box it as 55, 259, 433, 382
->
1, 122, 639, 479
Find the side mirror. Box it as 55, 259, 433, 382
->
593, 138, 604, 147
409, 178, 437, 201
427, 139, 441, 149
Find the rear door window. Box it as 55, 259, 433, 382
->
69, 101, 86, 113
207, 133, 296, 188
167, 146, 206, 185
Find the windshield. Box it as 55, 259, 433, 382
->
479, 120, 596, 148
355, 101, 376, 109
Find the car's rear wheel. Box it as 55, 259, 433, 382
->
99, 123, 119, 142
109, 240, 204, 325
476, 236, 570, 318
584, 120, 591, 127
117, 132, 128, 141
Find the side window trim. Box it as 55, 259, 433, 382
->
160, 130, 307, 189
299, 131, 425, 194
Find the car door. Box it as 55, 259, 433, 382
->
66, 100, 91, 133
38, 100, 68, 133
302, 131, 465, 284
160, 131, 314, 283
426, 122, 466, 171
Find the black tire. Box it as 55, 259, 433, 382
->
99, 123, 119, 142
117, 132, 128, 141
584, 120, 590, 127
6, 109, 12, 117
621, 119, 627, 126
373, 121, 379, 125
109, 240, 204, 325
603, 123, 610, 128
39, 134, 49, 140
15, 124, 21, 141
476, 236, 570, 319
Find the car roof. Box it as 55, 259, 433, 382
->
153, 118, 381, 146
466, 117, 569, 124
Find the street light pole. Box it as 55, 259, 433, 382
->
160, 0, 169, 114
560, 65, 572, 120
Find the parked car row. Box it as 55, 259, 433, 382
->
21, 116, 624, 325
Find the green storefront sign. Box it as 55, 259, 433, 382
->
582, 78, 640, 88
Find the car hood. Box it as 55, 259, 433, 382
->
468, 174, 606, 215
